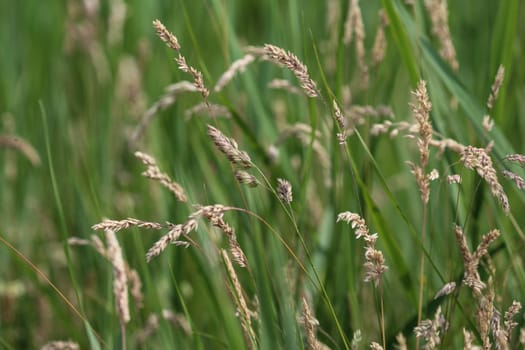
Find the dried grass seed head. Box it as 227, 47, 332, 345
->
414, 306, 448, 349
332, 99, 347, 144
301, 297, 321, 350
207, 124, 252, 168
461, 146, 509, 213
105, 229, 130, 324
503, 170, 525, 190
446, 174, 462, 184
0, 135, 41, 166
424, 0, 459, 71
221, 249, 256, 343
343, 0, 368, 87
92, 217, 163, 232
338, 211, 387, 283
235, 170, 258, 187
504, 153, 525, 166
411, 80, 433, 168
214, 54, 256, 92
487, 65, 505, 110
433, 282, 456, 299
153, 19, 180, 51
263, 44, 318, 97
134, 151, 188, 202
152, 20, 209, 102
41, 341, 80, 350
277, 178, 293, 203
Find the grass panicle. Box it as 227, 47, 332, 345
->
424, 0, 459, 72
207, 124, 252, 169
263, 44, 318, 97
153, 19, 209, 103
134, 151, 188, 202
460, 145, 510, 214
40, 341, 80, 350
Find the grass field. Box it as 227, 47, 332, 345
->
1, 0, 525, 349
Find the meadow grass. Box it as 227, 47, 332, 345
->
1, 0, 525, 349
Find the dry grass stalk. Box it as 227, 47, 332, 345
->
433, 281, 456, 299
337, 212, 388, 283
460, 145, 510, 213
145, 204, 235, 262
407, 81, 433, 204
221, 249, 256, 348
277, 178, 293, 204
136, 314, 159, 344
406, 161, 431, 204
152, 19, 209, 103
136, 310, 192, 344
207, 125, 252, 169
162, 309, 192, 335
446, 174, 462, 184
348, 104, 394, 122
411, 80, 433, 168
107, 0, 126, 46
370, 120, 409, 137
493, 301, 523, 349
127, 268, 143, 308
504, 153, 525, 166
370, 119, 467, 155
301, 297, 321, 350
64, 0, 109, 83
351, 329, 362, 349
275, 122, 321, 142
333, 100, 347, 144
453, 225, 500, 296
267, 78, 302, 95
343, 0, 368, 87
273, 123, 331, 183
372, 10, 388, 66
504, 302, 522, 334
482, 115, 494, 132
92, 217, 163, 232
487, 65, 505, 110
0, 135, 41, 166
184, 102, 231, 120
320, 0, 340, 73
129, 81, 198, 148
152, 19, 180, 50
394, 333, 407, 350
463, 328, 476, 349
424, 0, 459, 72
369, 342, 384, 350
214, 54, 256, 92
263, 44, 318, 97
413, 306, 448, 349
481, 65, 504, 134
429, 138, 466, 154
134, 151, 187, 202
203, 210, 248, 267
428, 169, 439, 181
235, 170, 258, 188
75, 233, 144, 307
115, 56, 146, 118
502, 170, 525, 190
41, 341, 80, 350
145, 223, 195, 262
477, 282, 495, 349
105, 229, 130, 326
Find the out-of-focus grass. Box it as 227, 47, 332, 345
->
1, 0, 525, 349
